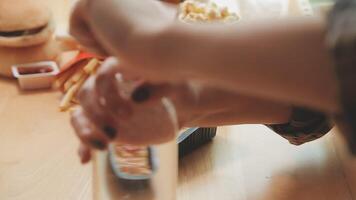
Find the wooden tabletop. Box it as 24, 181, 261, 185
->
0, 78, 92, 200
178, 127, 356, 200
1, 0, 356, 200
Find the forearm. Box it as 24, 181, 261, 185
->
87, 0, 339, 113
151, 17, 341, 113
184, 104, 292, 127
172, 84, 292, 127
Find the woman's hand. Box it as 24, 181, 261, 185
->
70, 0, 186, 82
71, 58, 178, 141
70, 58, 181, 163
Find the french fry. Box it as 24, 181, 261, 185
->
59, 73, 89, 111
57, 52, 100, 76
63, 70, 86, 92
71, 98, 80, 104
59, 85, 78, 111
83, 59, 99, 74
63, 58, 100, 91
54, 60, 88, 91
58, 58, 100, 111
54, 69, 75, 90
72, 68, 86, 82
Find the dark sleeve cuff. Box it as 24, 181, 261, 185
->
268, 107, 332, 145
327, 0, 356, 154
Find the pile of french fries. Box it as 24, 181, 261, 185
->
54, 52, 102, 111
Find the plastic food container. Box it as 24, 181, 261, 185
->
109, 127, 217, 181
12, 61, 59, 90
109, 145, 158, 181
95, 140, 177, 200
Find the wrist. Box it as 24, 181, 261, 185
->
267, 106, 292, 125
145, 23, 205, 81
87, 0, 135, 54
168, 84, 206, 127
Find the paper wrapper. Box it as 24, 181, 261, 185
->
93, 1, 314, 200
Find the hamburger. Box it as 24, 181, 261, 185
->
0, 0, 77, 77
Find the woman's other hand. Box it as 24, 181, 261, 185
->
70, 58, 180, 163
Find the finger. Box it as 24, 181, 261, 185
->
78, 142, 92, 164
78, 76, 119, 140
95, 57, 133, 120
71, 107, 109, 150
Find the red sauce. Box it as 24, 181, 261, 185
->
161, 0, 181, 4
18, 66, 53, 75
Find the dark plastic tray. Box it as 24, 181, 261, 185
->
178, 127, 217, 157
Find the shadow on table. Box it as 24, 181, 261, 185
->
0, 76, 16, 84
0, 76, 55, 95
17, 87, 55, 95
178, 136, 248, 184
178, 126, 252, 185
178, 141, 215, 184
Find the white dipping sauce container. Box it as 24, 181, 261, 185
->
12, 61, 59, 90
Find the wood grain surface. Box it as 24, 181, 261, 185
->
0, 79, 92, 200
178, 126, 355, 200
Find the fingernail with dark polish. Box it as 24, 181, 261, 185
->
90, 140, 106, 150
102, 126, 117, 139
132, 85, 151, 103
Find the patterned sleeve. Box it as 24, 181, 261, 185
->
268, 107, 332, 145
327, 0, 356, 154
